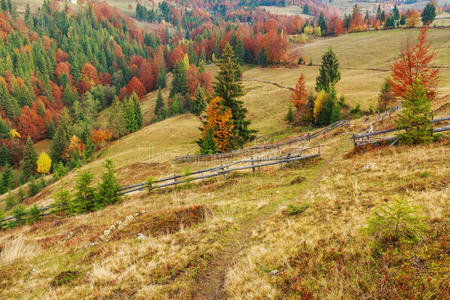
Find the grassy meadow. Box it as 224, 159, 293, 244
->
0, 27, 449, 299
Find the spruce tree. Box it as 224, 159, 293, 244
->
0, 118, 9, 138
214, 44, 255, 149
96, 159, 120, 206
171, 61, 188, 96
50, 109, 72, 164
318, 13, 328, 36
400, 14, 406, 26
315, 48, 341, 93
286, 103, 294, 123
154, 88, 165, 120
258, 47, 267, 67
157, 68, 166, 89
396, 80, 434, 145
0, 144, 10, 166
23, 137, 38, 181
378, 80, 393, 112
0, 165, 14, 194
200, 129, 218, 154
421, 3, 436, 25
109, 97, 127, 138
74, 170, 96, 212
170, 94, 183, 115
123, 97, 137, 133
393, 5, 400, 23
189, 87, 207, 115
131, 93, 143, 129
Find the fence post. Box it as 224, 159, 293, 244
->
251, 156, 255, 174
318, 144, 321, 156
174, 174, 177, 188
257, 156, 261, 172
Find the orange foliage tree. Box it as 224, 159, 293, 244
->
263, 30, 289, 64
81, 63, 99, 86
406, 10, 420, 27
202, 97, 234, 153
91, 128, 113, 147
62, 135, 85, 161
388, 28, 439, 101
127, 77, 146, 98
291, 73, 308, 111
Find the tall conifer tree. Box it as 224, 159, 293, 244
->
214, 44, 255, 149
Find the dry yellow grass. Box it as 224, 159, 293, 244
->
224, 138, 449, 298
0, 28, 449, 299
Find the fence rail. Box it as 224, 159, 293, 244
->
118, 145, 321, 195
175, 120, 349, 162
0, 145, 322, 227
352, 116, 450, 147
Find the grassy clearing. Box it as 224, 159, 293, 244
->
224, 138, 449, 299
0, 149, 326, 298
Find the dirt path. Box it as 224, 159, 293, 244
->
192, 137, 350, 299
243, 79, 295, 91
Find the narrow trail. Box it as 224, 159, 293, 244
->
192, 136, 350, 299
243, 79, 295, 91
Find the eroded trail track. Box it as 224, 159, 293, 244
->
192, 136, 350, 299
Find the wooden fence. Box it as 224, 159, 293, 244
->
118, 145, 321, 195
352, 116, 450, 147
0, 145, 322, 227
175, 120, 349, 162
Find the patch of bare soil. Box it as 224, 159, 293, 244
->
111, 205, 209, 240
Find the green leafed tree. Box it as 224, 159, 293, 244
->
96, 159, 121, 206
171, 61, 188, 97
0, 144, 10, 166
154, 88, 165, 120
23, 136, 38, 181
318, 12, 328, 36
189, 87, 207, 115
315, 48, 341, 93
421, 2, 436, 25
50, 109, 72, 164
200, 128, 218, 154
170, 94, 183, 116
214, 44, 256, 149
74, 170, 96, 212
258, 47, 267, 67
395, 79, 434, 145
131, 93, 143, 129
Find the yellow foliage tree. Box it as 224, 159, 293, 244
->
182, 53, 190, 69
313, 90, 328, 123
9, 129, 21, 140
202, 97, 234, 152
37, 152, 52, 174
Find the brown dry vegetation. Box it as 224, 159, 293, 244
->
224, 139, 449, 299
0, 29, 449, 299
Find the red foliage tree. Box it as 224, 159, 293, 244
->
187, 65, 201, 96
55, 62, 72, 82
81, 62, 99, 86
55, 48, 68, 63
78, 78, 92, 95
138, 60, 156, 92
127, 77, 146, 98
17, 106, 47, 141
291, 73, 308, 111
169, 45, 185, 68
388, 28, 439, 101
91, 128, 113, 147
263, 30, 289, 64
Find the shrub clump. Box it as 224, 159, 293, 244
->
362, 197, 426, 255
